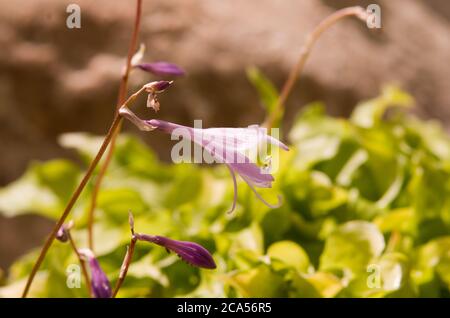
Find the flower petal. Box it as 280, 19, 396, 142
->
89, 258, 112, 298
79, 248, 112, 298
228, 162, 274, 188
146, 119, 188, 134
201, 126, 289, 153
240, 174, 283, 209
144, 80, 173, 93
226, 165, 238, 214
140, 119, 288, 212
135, 62, 185, 76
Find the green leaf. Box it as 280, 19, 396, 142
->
164, 165, 203, 208
0, 160, 80, 219
267, 240, 310, 273
58, 132, 104, 163
377, 252, 412, 295
71, 223, 124, 256
351, 85, 414, 128
320, 221, 385, 275
229, 223, 265, 256
97, 188, 148, 222
287, 272, 322, 298
341, 252, 414, 297
34, 160, 81, 203
228, 265, 287, 297
126, 254, 169, 287
414, 237, 450, 292
246, 66, 279, 115
3, 85, 450, 298
374, 208, 415, 234
336, 149, 368, 186
0, 272, 48, 298
305, 272, 343, 297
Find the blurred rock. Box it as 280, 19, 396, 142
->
0, 0, 449, 184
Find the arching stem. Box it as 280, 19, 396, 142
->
264, 6, 368, 130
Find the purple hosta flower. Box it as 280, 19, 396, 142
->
134, 233, 216, 269
143, 80, 173, 112
79, 248, 112, 298
130, 44, 185, 77
135, 62, 185, 77
143, 119, 289, 213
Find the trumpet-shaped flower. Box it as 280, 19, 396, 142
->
138, 118, 289, 213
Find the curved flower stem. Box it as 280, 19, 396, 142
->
112, 237, 137, 298
264, 6, 368, 130
67, 231, 93, 297
87, 0, 143, 252
21, 86, 148, 298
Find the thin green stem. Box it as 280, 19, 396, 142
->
112, 236, 137, 298
88, 0, 143, 252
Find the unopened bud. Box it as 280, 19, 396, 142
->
134, 234, 216, 270
143, 81, 173, 112
56, 220, 74, 243
144, 80, 173, 93
135, 62, 185, 77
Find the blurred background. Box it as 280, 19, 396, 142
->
0, 0, 449, 271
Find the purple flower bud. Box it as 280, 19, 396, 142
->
135, 62, 185, 77
143, 81, 173, 112
79, 249, 112, 298
56, 226, 69, 243
135, 234, 216, 270
56, 221, 73, 243
144, 80, 173, 93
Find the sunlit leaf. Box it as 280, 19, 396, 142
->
267, 240, 310, 273
246, 66, 279, 121
320, 221, 385, 275
351, 85, 414, 128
